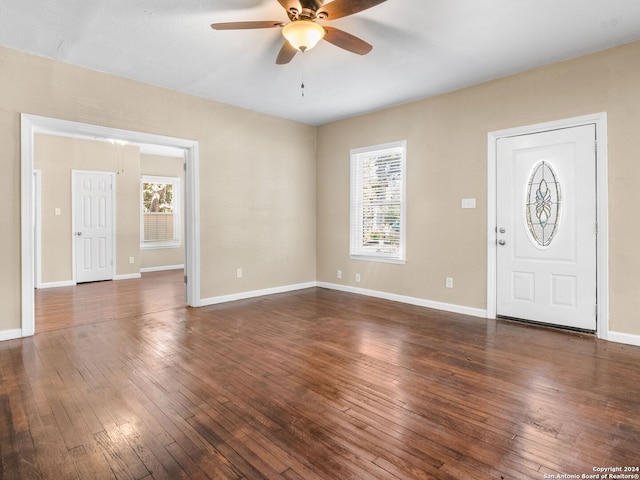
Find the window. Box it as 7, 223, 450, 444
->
350, 140, 406, 263
525, 160, 561, 248
140, 175, 181, 248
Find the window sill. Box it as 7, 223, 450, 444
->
349, 254, 406, 265
141, 243, 182, 250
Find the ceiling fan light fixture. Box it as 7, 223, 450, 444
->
282, 20, 325, 52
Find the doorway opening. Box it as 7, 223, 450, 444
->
21, 114, 201, 336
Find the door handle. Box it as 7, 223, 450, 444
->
76, 232, 82, 236
498, 239, 506, 246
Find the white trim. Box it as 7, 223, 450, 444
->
184, 143, 201, 307
140, 244, 181, 250
139, 144, 185, 158
38, 281, 76, 289
0, 329, 23, 342
349, 254, 406, 265
350, 140, 407, 264
318, 282, 488, 318
607, 331, 640, 348
72, 170, 117, 283
140, 264, 184, 273
39, 267, 183, 286
200, 282, 317, 306
19, 113, 201, 339
487, 113, 609, 339
21, 115, 36, 337
33, 169, 42, 289
114, 273, 142, 281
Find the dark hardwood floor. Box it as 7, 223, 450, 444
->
2, 273, 639, 479
35, 270, 186, 332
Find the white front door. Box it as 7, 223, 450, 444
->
74, 171, 114, 283
496, 125, 597, 331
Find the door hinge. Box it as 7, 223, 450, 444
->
183, 162, 187, 172
595, 223, 598, 235
184, 275, 188, 284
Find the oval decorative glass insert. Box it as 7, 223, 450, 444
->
525, 160, 561, 247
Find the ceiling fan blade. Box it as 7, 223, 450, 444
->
322, 26, 372, 55
319, 0, 386, 20
211, 21, 283, 30
276, 40, 298, 64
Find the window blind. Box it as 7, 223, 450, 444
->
350, 141, 406, 262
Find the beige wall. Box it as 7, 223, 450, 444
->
2, 40, 640, 339
317, 40, 640, 337
35, 142, 188, 282
140, 153, 185, 270
0, 46, 317, 332
35, 135, 141, 283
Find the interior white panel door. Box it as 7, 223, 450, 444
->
74, 171, 114, 283
496, 125, 597, 330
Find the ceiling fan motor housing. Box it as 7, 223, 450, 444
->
211, 0, 386, 64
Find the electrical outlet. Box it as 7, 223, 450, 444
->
337, 270, 342, 279
236, 268, 243, 279
446, 277, 453, 288
355, 273, 361, 283
129, 257, 135, 264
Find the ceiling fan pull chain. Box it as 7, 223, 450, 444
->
300, 53, 305, 97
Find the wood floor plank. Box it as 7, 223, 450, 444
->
0, 270, 637, 478
94, 426, 150, 480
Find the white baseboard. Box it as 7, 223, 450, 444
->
140, 264, 184, 273
316, 282, 488, 318
607, 331, 640, 347
201, 281, 488, 317
114, 273, 142, 281
39, 274, 145, 286
200, 281, 317, 306
37, 280, 75, 289
0, 329, 23, 342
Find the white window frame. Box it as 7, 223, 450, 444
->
140, 175, 181, 249
350, 140, 407, 264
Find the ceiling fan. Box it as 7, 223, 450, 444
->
211, 0, 387, 64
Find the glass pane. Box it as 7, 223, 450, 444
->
142, 182, 174, 213
360, 153, 402, 254
525, 160, 561, 247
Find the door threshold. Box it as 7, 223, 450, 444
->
497, 315, 596, 336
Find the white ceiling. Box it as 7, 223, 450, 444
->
2, 0, 640, 126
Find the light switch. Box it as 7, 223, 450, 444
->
54, 208, 61, 216
461, 198, 476, 209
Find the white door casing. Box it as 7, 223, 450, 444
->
496, 125, 597, 331
21, 114, 201, 338
73, 171, 115, 283
33, 169, 42, 288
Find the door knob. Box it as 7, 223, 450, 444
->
499, 227, 506, 233
76, 232, 82, 236
498, 239, 506, 246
